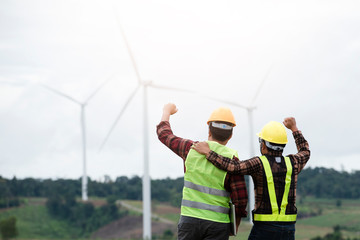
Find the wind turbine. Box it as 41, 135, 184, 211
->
202, 68, 272, 223
100, 17, 191, 240
41, 76, 113, 201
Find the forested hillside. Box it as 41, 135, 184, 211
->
1, 167, 360, 209
1, 167, 360, 239
297, 167, 360, 199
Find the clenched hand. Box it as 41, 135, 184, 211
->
283, 117, 298, 132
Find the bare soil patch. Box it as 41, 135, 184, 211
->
154, 204, 180, 215
91, 215, 176, 240
88, 199, 107, 207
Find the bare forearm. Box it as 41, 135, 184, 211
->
161, 103, 178, 122
161, 113, 171, 122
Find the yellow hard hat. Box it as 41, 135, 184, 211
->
257, 121, 288, 144
207, 107, 236, 126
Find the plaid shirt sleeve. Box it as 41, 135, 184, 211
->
156, 121, 194, 172
206, 131, 310, 175
224, 174, 248, 217
207, 152, 262, 176
287, 130, 310, 173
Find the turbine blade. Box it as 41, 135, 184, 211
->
113, 12, 142, 84
200, 95, 248, 109
250, 65, 273, 106
149, 82, 248, 109
148, 83, 196, 94
99, 85, 141, 151
85, 73, 116, 103
41, 83, 81, 105
0, 81, 27, 86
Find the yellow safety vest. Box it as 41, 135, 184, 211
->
254, 156, 297, 222
181, 141, 238, 223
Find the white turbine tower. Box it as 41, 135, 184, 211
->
42, 76, 113, 201
246, 68, 271, 223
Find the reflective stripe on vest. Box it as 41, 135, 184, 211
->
181, 141, 238, 223
254, 156, 297, 222
182, 199, 230, 214
184, 180, 230, 198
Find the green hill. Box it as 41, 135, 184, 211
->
0, 198, 82, 239
1, 197, 360, 240
119, 198, 360, 240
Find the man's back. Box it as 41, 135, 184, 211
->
156, 103, 248, 240
181, 141, 238, 223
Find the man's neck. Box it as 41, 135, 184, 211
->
208, 137, 228, 146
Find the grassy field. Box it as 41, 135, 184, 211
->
296, 197, 360, 239
233, 197, 360, 240
0, 198, 82, 239
1, 197, 359, 240
123, 197, 360, 240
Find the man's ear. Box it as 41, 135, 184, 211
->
208, 128, 212, 138
261, 142, 267, 152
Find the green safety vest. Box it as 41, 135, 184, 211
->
181, 141, 238, 223
253, 156, 297, 222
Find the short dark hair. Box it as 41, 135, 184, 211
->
209, 121, 233, 142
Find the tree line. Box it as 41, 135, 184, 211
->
311, 226, 360, 240
297, 167, 360, 199
0, 175, 184, 209
46, 194, 125, 237
1, 167, 360, 209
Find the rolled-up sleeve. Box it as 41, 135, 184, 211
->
156, 121, 194, 166
287, 130, 310, 173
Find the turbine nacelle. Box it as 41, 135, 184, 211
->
141, 80, 153, 86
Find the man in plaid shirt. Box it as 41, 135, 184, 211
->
157, 103, 248, 240
193, 117, 310, 240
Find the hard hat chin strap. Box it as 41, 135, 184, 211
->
264, 140, 284, 151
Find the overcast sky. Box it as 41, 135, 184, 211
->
1, 0, 359, 181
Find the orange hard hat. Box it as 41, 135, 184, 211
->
207, 107, 236, 126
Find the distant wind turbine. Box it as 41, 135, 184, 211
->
41, 76, 113, 201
